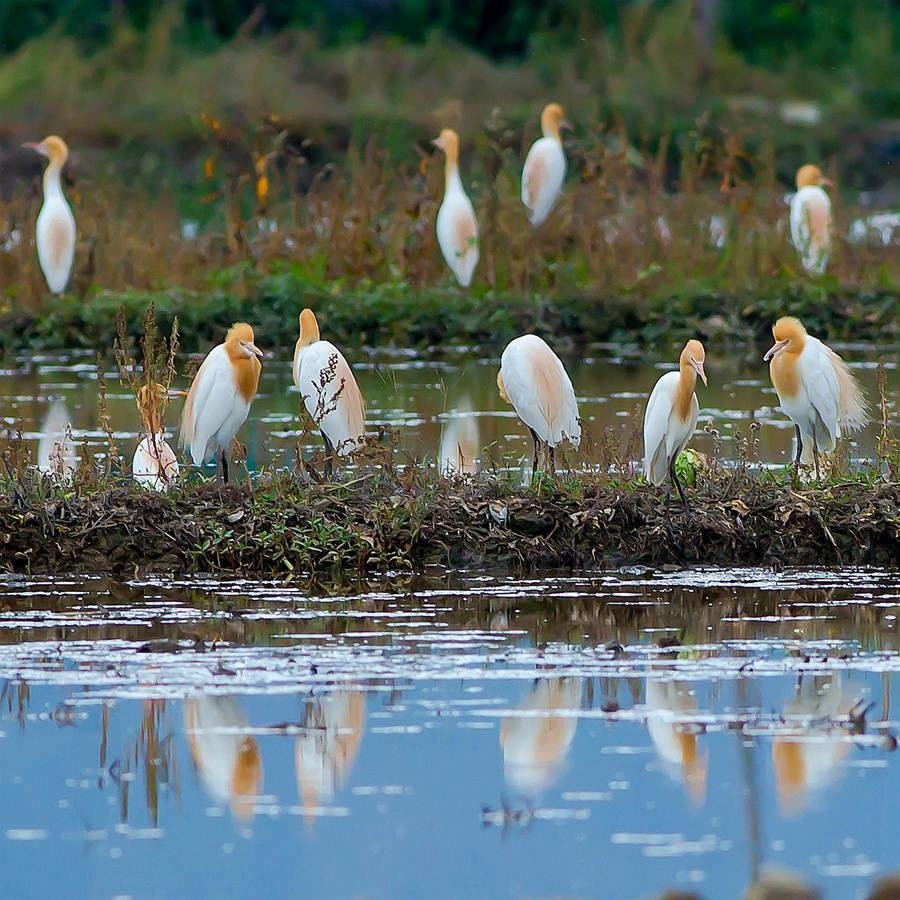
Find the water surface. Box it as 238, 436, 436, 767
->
1, 568, 899, 898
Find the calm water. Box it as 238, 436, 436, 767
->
2, 342, 897, 475
0, 568, 899, 898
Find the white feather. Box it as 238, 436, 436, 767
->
132, 433, 180, 492
643, 371, 700, 484
293, 340, 365, 456
500, 335, 580, 447
790, 185, 831, 274
436, 170, 479, 287
182, 345, 253, 465
521, 136, 566, 226
35, 188, 76, 294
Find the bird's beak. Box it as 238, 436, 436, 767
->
167, 389, 189, 399
22, 141, 47, 157
764, 339, 790, 362
248, 342, 263, 358
560, 118, 573, 132
693, 361, 708, 386
431, 137, 443, 150
820, 177, 834, 187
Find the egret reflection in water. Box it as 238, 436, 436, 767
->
295, 689, 366, 821
36, 399, 76, 480
645, 677, 709, 806
772, 672, 853, 814
499, 677, 582, 799
438, 397, 480, 475
183, 695, 263, 822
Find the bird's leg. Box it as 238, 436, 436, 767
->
548, 444, 556, 474
669, 457, 689, 514
220, 449, 230, 485
322, 433, 335, 481
794, 425, 803, 472
812, 429, 821, 481
528, 428, 540, 479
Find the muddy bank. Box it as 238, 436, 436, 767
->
1, 477, 897, 576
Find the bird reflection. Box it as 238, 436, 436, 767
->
439, 398, 480, 475
773, 673, 852, 814
37, 399, 76, 480
295, 690, 366, 821
183, 695, 262, 822
645, 678, 708, 806
499, 677, 582, 799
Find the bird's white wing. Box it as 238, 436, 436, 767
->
521, 138, 565, 226
797, 337, 841, 439
182, 346, 240, 464
298, 341, 366, 454
436, 187, 479, 287
643, 371, 679, 484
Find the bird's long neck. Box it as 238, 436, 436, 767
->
42, 160, 65, 200
770, 344, 803, 399
443, 154, 462, 192
297, 316, 320, 350
674, 363, 697, 422
541, 122, 561, 142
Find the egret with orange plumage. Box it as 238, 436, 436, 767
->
433, 129, 479, 287
764, 316, 868, 478
497, 334, 581, 474
132, 383, 179, 492
180, 323, 262, 483
790, 164, 833, 275
643, 340, 708, 510
293, 308, 365, 478
23, 135, 76, 294
521, 103, 570, 226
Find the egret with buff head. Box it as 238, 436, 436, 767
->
521, 103, 570, 227
23, 135, 76, 294
790, 164, 833, 275
293, 308, 365, 479
643, 339, 708, 511
764, 316, 868, 478
432, 128, 479, 287
180, 323, 262, 483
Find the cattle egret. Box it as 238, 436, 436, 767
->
133, 383, 179, 492
790, 164, 833, 275
180, 323, 262, 483
521, 103, 570, 226
643, 339, 708, 509
292, 308, 365, 478
497, 334, 581, 474
764, 316, 868, 478
433, 129, 479, 287
23, 135, 76, 294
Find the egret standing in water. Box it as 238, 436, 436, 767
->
292, 308, 365, 478
433, 129, 479, 287
643, 339, 708, 510
764, 316, 868, 478
132, 383, 179, 492
497, 334, 581, 474
790, 164, 833, 275
521, 103, 570, 227
23, 136, 75, 294
180, 323, 262, 483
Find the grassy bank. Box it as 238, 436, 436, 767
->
1, 274, 897, 354
1, 473, 898, 577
